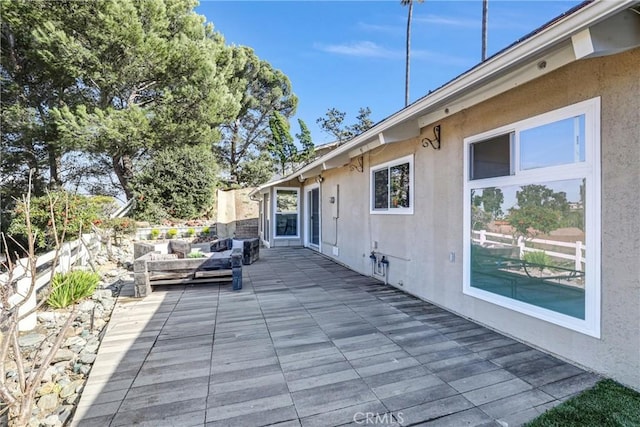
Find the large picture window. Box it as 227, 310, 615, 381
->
463, 98, 600, 337
275, 188, 299, 237
370, 155, 414, 214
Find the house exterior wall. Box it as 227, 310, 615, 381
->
317, 47, 640, 389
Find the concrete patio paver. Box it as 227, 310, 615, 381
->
71, 248, 600, 426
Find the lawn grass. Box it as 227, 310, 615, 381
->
526, 379, 640, 427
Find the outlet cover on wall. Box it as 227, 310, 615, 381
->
332, 246, 339, 256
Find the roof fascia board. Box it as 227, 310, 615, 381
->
349, 132, 386, 158
253, 1, 635, 193
322, 1, 634, 167
419, 41, 576, 128
416, 2, 636, 127
575, 9, 640, 58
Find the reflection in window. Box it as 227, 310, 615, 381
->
520, 115, 585, 170
470, 179, 586, 319
275, 189, 298, 237
390, 163, 410, 208
373, 169, 389, 209
371, 155, 413, 213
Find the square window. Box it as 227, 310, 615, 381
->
370, 155, 413, 214
464, 97, 600, 337
470, 133, 512, 180
520, 115, 585, 170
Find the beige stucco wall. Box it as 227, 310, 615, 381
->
315, 47, 640, 390
216, 188, 259, 238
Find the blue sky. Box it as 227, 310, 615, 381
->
196, 1, 583, 146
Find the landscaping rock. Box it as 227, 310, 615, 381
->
79, 353, 96, 364
37, 312, 59, 324
4, 238, 128, 427
37, 382, 59, 397
93, 289, 113, 300
52, 349, 75, 363
42, 366, 58, 383
63, 336, 86, 348
105, 269, 119, 278
43, 414, 62, 427
57, 406, 73, 425
59, 380, 82, 399
4, 360, 17, 372
53, 361, 70, 372
18, 333, 46, 348
78, 300, 96, 312
93, 318, 107, 331
37, 393, 59, 412
82, 342, 99, 354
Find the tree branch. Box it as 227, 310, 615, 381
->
11, 328, 25, 392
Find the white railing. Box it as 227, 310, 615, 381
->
472, 229, 585, 271
2, 233, 101, 331
111, 198, 134, 219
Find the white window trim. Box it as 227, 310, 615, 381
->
274, 187, 301, 239
304, 183, 321, 251
262, 191, 271, 248
370, 154, 414, 215
462, 97, 601, 338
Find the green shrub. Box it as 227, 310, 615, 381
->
9, 192, 117, 250
523, 250, 552, 267
166, 228, 178, 239
108, 217, 136, 235
130, 145, 218, 222
150, 228, 161, 240
106, 217, 136, 244
186, 228, 195, 237
187, 251, 205, 258
47, 270, 100, 309
201, 226, 210, 236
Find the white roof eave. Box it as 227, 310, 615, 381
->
250, 0, 636, 195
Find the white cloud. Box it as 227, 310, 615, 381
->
314, 41, 402, 59
413, 14, 480, 29
412, 49, 474, 67
357, 21, 403, 36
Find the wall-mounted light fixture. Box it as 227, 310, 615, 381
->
315, 175, 324, 184
297, 175, 305, 183
421, 124, 441, 150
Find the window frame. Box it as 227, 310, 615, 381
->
370, 154, 414, 215
462, 97, 601, 337
274, 187, 300, 239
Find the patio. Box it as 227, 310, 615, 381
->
71, 248, 600, 426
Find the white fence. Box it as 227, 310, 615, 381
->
2, 233, 101, 331
472, 230, 585, 271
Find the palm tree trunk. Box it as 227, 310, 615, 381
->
482, 0, 488, 61
405, 0, 413, 107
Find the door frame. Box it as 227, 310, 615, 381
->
262, 191, 271, 248
304, 183, 321, 251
